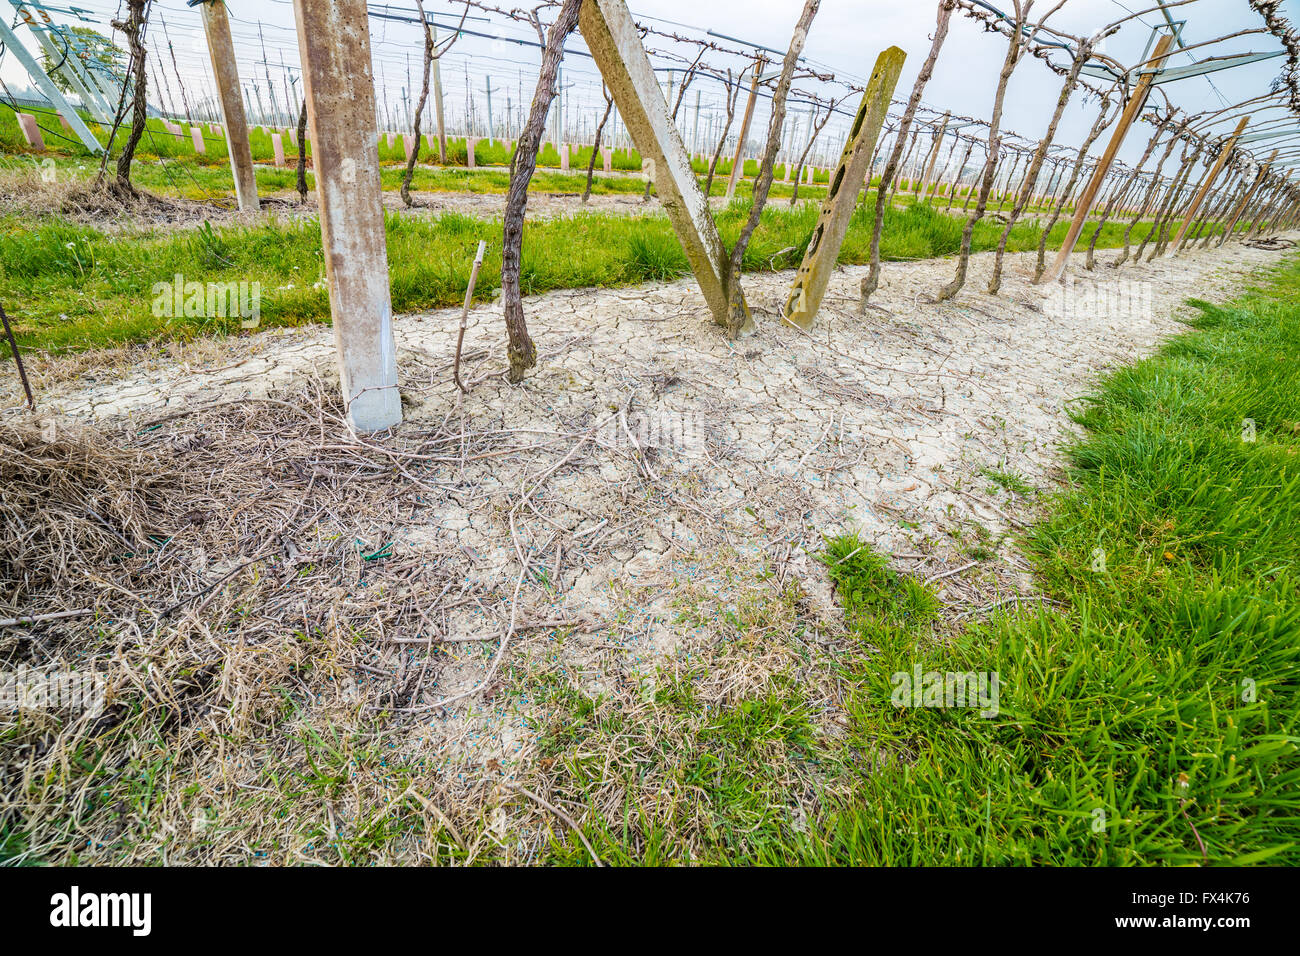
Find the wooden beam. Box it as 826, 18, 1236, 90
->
1041, 33, 1175, 284
1169, 115, 1249, 254
579, 0, 750, 331
783, 46, 906, 329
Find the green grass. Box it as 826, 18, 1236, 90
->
814, 269, 1300, 864
495, 257, 1300, 865
0, 196, 1157, 354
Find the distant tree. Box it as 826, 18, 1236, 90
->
40, 27, 125, 95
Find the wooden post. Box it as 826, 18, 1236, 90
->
292, 0, 402, 431
579, 0, 749, 329
201, 0, 259, 212
1222, 150, 1277, 244
725, 58, 764, 199
784, 47, 906, 329
1042, 33, 1174, 283
1168, 115, 1249, 254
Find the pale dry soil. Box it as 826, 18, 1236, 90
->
4, 240, 1286, 863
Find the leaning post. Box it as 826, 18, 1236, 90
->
1041, 33, 1174, 283
1221, 149, 1277, 244
725, 57, 764, 199
198, 0, 259, 212
784, 46, 906, 329
580, 0, 749, 330
292, 0, 402, 431
1168, 115, 1249, 254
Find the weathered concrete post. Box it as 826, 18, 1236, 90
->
200, 0, 259, 212
725, 58, 764, 199
198, 1, 260, 210
579, 0, 748, 329
1042, 33, 1174, 283
916, 112, 949, 202
292, 0, 402, 431
1169, 116, 1249, 254
15, 114, 44, 150
784, 47, 906, 329
430, 23, 448, 163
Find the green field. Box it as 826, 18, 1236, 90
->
0, 191, 1177, 354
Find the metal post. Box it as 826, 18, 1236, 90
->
0, 13, 101, 153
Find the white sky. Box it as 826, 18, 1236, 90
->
4, 0, 1298, 170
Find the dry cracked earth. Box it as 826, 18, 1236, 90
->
7, 239, 1289, 779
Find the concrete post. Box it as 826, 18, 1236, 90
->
430, 23, 447, 163
200, 0, 259, 212
1043, 33, 1174, 283
15, 114, 44, 150
292, 0, 402, 431
0, 14, 101, 153
725, 59, 763, 199
784, 47, 906, 329
1169, 115, 1248, 254
579, 0, 749, 330
916, 112, 949, 202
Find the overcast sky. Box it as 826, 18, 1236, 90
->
5, 0, 1298, 169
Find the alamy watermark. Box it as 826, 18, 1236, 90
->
152, 273, 261, 329
1, 665, 106, 717
50, 886, 151, 936
597, 408, 708, 459
1045, 276, 1155, 324
891, 664, 1000, 718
